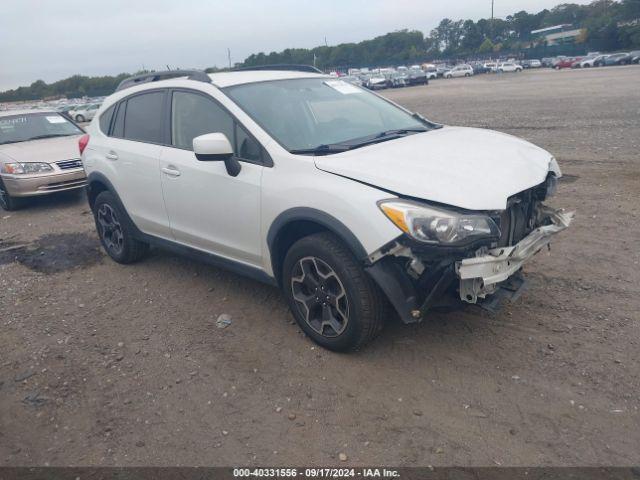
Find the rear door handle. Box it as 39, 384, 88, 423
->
105, 151, 118, 161
162, 166, 181, 177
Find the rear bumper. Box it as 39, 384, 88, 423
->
456, 205, 574, 303
1, 169, 87, 197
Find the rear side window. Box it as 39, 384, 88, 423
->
123, 91, 164, 143
99, 105, 115, 134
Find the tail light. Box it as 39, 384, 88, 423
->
78, 134, 90, 155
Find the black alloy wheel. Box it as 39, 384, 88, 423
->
290, 256, 349, 338
96, 203, 124, 257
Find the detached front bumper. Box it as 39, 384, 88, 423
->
456, 205, 574, 303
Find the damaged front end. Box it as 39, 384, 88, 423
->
366, 182, 574, 323
457, 205, 573, 306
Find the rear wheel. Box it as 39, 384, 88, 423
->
93, 191, 149, 264
0, 178, 22, 211
283, 232, 386, 352
76, 114, 85, 123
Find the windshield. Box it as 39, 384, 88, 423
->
223, 78, 431, 153
0, 113, 82, 145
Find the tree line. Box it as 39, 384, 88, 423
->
2, 0, 639, 102
243, 0, 640, 68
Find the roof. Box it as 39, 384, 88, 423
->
0, 109, 58, 118
209, 70, 327, 88
531, 24, 573, 35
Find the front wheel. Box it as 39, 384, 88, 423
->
282, 232, 386, 352
93, 191, 149, 264
0, 178, 22, 211
75, 115, 85, 123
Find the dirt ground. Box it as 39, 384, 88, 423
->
1, 66, 639, 467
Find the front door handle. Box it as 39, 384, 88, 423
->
105, 151, 118, 161
162, 166, 181, 177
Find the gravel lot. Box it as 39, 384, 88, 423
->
1, 66, 639, 467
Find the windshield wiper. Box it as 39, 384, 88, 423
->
291, 128, 428, 156
27, 134, 71, 141
412, 112, 443, 129
290, 144, 353, 156
374, 128, 427, 138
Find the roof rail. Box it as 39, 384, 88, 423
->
115, 70, 212, 92
235, 64, 323, 74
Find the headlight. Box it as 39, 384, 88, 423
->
1, 162, 53, 174
378, 199, 500, 245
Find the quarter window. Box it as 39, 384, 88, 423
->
112, 101, 126, 138
123, 91, 164, 143
235, 124, 262, 162
99, 105, 115, 135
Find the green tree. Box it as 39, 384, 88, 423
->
478, 37, 495, 53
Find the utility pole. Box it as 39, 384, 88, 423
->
227, 48, 232, 69
490, 0, 495, 41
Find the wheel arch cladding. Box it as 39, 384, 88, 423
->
267, 208, 369, 287
86, 171, 115, 209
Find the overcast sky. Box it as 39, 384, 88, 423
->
0, 0, 593, 91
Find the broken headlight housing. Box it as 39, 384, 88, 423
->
1, 162, 53, 174
379, 199, 500, 245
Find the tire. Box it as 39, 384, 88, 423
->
93, 190, 149, 264
0, 178, 22, 211
282, 232, 387, 352
465, 73, 470, 77
76, 115, 85, 123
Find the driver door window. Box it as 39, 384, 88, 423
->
170, 90, 264, 163
171, 91, 234, 150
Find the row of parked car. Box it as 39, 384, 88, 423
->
339, 66, 430, 90
334, 49, 639, 90
336, 60, 529, 90
545, 51, 640, 69
56, 102, 102, 123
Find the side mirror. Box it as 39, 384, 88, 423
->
193, 133, 241, 177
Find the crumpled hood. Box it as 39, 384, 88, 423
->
0, 135, 82, 164
314, 126, 559, 211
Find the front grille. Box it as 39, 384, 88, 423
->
56, 159, 83, 170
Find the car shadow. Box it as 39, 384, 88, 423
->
138, 246, 501, 358
15, 189, 87, 212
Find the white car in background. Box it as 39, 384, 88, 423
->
580, 54, 609, 68
69, 103, 101, 123
497, 62, 523, 73
444, 65, 474, 78
484, 62, 498, 73
82, 68, 572, 351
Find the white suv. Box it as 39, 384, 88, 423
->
82, 68, 573, 351
444, 65, 474, 78
497, 62, 523, 73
